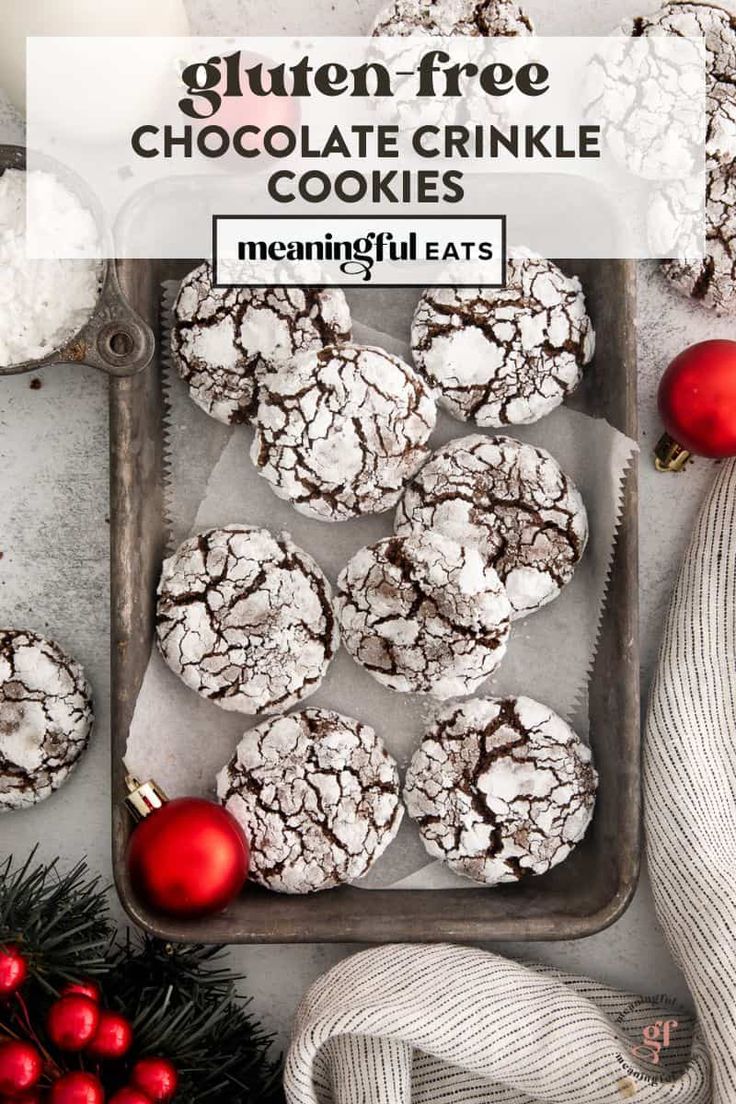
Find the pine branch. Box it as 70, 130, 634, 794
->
0, 850, 113, 989
106, 940, 284, 1104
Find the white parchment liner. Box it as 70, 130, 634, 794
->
125, 283, 637, 890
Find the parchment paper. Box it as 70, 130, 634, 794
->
125, 282, 637, 890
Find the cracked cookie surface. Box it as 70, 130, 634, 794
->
661, 162, 736, 314
156, 526, 338, 715
0, 629, 93, 812
404, 696, 597, 885
395, 435, 588, 619
411, 257, 595, 427
625, 2, 736, 170
172, 263, 352, 425
252, 344, 437, 521
216, 708, 403, 894
372, 0, 533, 35
335, 531, 511, 699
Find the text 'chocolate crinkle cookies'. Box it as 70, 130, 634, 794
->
0, 629, 94, 812
171, 263, 352, 425
217, 709, 403, 894
411, 256, 595, 427
336, 531, 511, 699
156, 526, 338, 715
252, 344, 437, 521
372, 0, 533, 36
404, 696, 597, 885
396, 435, 588, 619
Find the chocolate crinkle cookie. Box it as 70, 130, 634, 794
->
171, 263, 352, 425
624, 1, 736, 170
216, 708, 403, 894
395, 435, 588, 619
411, 256, 595, 427
372, 0, 533, 36
335, 531, 511, 699
252, 344, 437, 521
0, 629, 93, 812
156, 526, 338, 715
404, 696, 597, 885
661, 162, 736, 314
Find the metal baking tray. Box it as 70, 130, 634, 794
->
108, 257, 640, 944
0, 140, 639, 941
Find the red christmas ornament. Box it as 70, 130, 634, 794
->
61, 980, 100, 1003
86, 1009, 133, 1059
656, 339, 736, 470
130, 1057, 178, 1102
0, 1040, 42, 1095
47, 993, 101, 1051
0, 945, 28, 997
125, 777, 249, 918
108, 1088, 153, 1104
48, 1071, 104, 1104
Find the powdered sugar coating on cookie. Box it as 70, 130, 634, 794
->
217, 708, 403, 894
411, 257, 595, 427
252, 344, 437, 521
662, 162, 736, 314
336, 531, 511, 699
0, 629, 94, 812
172, 263, 352, 425
625, 2, 736, 170
404, 696, 597, 885
395, 435, 588, 619
156, 526, 338, 715
372, 0, 533, 36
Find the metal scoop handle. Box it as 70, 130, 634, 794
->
51, 262, 155, 378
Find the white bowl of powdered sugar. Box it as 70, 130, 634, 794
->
0, 154, 103, 370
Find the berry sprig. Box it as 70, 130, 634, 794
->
0, 947, 178, 1103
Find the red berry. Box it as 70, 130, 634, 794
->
86, 1010, 133, 1059
130, 1057, 178, 1102
0, 1040, 42, 1094
0, 945, 28, 997
109, 1089, 153, 1104
61, 980, 101, 1003
47, 993, 101, 1051
49, 1071, 104, 1104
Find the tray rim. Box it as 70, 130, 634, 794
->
110, 257, 640, 945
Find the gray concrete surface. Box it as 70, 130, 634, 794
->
1, 0, 734, 1056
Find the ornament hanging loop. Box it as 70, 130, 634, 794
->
654, 432, 691, 473
124, 775, 168, 822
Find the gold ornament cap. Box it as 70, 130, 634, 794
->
125, 774, 168, 822
654, 432, 691, 473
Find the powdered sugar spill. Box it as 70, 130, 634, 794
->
0, 169, 102, 367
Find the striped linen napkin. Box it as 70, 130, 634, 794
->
285, 460, 736, 1103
